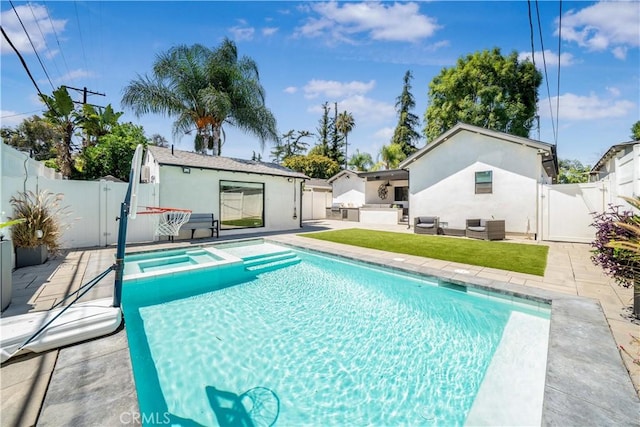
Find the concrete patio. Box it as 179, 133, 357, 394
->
1, 220, 639, 426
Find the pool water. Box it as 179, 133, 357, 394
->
122, 244, 549, 426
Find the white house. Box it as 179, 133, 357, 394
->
327, 170, 365, 208
143, 145, 308, 238
399, 123, 557, 236
589, 141, 640, 201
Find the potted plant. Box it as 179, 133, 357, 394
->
1, 217, 25, 311
9, 190, 68, 268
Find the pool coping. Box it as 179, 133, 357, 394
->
264, 236, 640, 425
17, 235, 640, 425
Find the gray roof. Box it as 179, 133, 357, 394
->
305, 178, 332, 189
590, 141, 639, 173
147, 145, 308, 179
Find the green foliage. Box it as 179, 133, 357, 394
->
424, 48, 542, 142
271, 130, 311, 163
314, 102, 332, 157
348, 149, 374, 171
283, 154, 340, 179
301, 229, 549, 275
0, 115, 61, 160
391, 70, 421, 155
81, 123, 147, 181
122, 39, 278, 156
148, 133, 169, 147
9, 190, 69, 253
374, 143, 406, 170
40, 86, 83, 177
631, 121, 640, 140
80, 104, 123, 146
336, 110, 355, 168
558, 159, 591, 184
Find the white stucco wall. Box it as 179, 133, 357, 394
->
407, 132, 546, 233
364, 179, 408, 206
149, 158, 302, 237
331, 175, 365, 207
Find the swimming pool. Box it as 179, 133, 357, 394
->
122, 242, 550, 426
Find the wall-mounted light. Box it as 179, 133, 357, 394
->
287, 178, 293, 182
182, 167, 191, 174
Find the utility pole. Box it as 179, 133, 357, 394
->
63, 85, 105, 108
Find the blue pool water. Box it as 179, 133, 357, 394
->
122, 243, 548, 426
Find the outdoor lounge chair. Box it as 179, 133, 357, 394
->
414, 216, 439, 235
466, 219, 505, 240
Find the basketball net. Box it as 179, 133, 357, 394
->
137, 207, 192, 237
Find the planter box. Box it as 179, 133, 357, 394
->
15, 245, 48, 268
1, 241, 11, 311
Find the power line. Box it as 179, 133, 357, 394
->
556, 0, 563, 148
535, 0, 557, 144
27, 2, 62, 81
1, 26, 46, 101
44, 2, 71, 78
9, 0, 55, 91
526, 0, 540, 140
73, 1, 89, 73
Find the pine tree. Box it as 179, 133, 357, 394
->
391, 71, 421, 156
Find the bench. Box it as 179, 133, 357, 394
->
168, 212, 219, 241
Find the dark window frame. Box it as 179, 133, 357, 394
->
219, 179, 265, 229
475, 171, 493, 194
394, 186, 409, 202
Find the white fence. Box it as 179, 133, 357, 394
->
539, 182, 610, 243
2, 143, 159, 248
302, 189, 331, 220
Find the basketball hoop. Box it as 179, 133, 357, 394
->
136, 207, 192, 237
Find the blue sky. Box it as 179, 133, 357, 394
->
1, 1, 638, 167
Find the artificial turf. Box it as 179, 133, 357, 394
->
300, 228, 549, 276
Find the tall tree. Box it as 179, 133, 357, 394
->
314, 102, 331, 157
391, 70, 421, 156
424, 48, 542, 142
348, 149, 374, 171
0, 115, 61, 160
40, 86, 82, 177
631, 120, 640, 140
328, 102, 345, 167
271, 130, 311, 163
122, 39, 278, 156
336, 110, 355, 168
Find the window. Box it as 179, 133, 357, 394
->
394, 186, 409, 201
219, 180, 264, 229
475, 171, 492, 194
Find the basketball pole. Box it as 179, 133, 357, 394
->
113, 144, 143, 308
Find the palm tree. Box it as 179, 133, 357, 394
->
336, 110, 355, 168
40, 86, 82, 177
374, 143, 406, 170
122, 39, 278, 155
348, 149, 373, 171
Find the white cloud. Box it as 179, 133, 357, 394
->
53, 69, 94, 84
229, 25, 255, 41
296, 1, 440, 43
303, 79, 375, 99
539, 92, 635, 120
374, 127, 394, 140
308, 95, 395, 125
606, 86, 621, 97
284, 86, 298, 94
262, 27, 278, 36
557, 1, 639, 59
0, 4, 66, 55
0, 110, 27, 127
518, 50, 576, 68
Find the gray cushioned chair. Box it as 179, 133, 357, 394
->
414, 216, 439, 235
466, 219, 505, 240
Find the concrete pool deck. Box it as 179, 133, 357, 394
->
1, 220, 639, 426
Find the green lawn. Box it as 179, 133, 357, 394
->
300, 228, 548, 276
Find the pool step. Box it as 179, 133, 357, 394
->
244, 251, 300, 273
